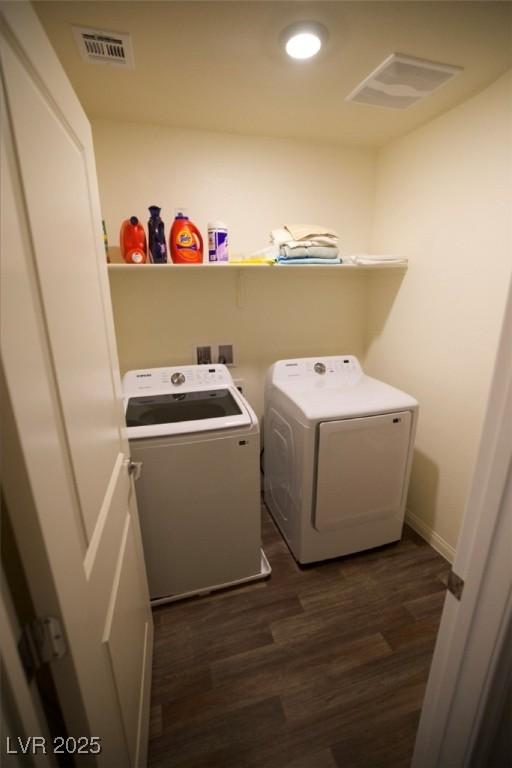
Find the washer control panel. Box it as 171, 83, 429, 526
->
123, 364, 234, 394
272, 356, 363, 387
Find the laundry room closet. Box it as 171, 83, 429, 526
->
101, 66, 510, 765
9, 1, 512, 766
96, 68, 512, 559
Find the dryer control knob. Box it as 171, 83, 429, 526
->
314, 362, 326, 375
171, 372, 186, 386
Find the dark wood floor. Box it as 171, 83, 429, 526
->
148, 506, 450, 768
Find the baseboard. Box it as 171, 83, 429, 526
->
405, 509, 455, 563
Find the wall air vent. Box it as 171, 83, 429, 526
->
346, 53, 462, 110
73, 26, 134, 68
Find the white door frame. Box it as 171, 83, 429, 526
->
412, 273, 512, 765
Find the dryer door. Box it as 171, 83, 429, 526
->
314, 411, 412, 531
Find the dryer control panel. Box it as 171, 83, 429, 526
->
272, 356, 363, 388
123, 364, 234, 394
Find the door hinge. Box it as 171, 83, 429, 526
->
127, 458, 143, 480
18, 617, 67, 682
447, 569, 465, 601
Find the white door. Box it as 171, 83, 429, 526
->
0, 4, 153, 767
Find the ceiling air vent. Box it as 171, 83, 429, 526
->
346, 53, 462, 110
73, 26, 134, 68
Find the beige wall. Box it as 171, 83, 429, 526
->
108, 267, 370, 417
94, 121, 376, 416
92, 119, 374, 258
365, 70, 512, 557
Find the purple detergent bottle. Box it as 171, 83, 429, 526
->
148, 206, 168, 263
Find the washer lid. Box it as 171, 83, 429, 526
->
122, 364, 254, 438
277, 375, 418, 423
124, 386, 253, 438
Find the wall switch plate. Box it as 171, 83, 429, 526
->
196, 345, 212, 365
218, 344, 234, 366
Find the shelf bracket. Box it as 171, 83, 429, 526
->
236, 269, 246, 309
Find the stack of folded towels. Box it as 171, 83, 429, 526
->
271, 224, 341, 265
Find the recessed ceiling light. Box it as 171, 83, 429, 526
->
286, 32, 321, 60
282, 22, 327, 60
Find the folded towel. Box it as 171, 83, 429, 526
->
270, 225, 339, 246
280, 239, 338, 250
348, 253, 408, 265
302, 235, 338, 247
276, 256, 342, 265
270, 227, 292, 246
285, 224, 339, 241
279, 244, 339, 259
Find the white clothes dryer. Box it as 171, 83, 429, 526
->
264, 356, 418, 564
123, 364, 270, 604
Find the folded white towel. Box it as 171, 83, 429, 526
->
270, 225, 339, 246
270, 227, 292, 246
349, 253, 408, 265
286, 224, 339, 241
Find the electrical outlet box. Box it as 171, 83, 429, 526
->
218, 344, 234, 366
196, 345, 212, 365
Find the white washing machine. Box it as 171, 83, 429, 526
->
123, 364, 270, 604
264, 356, 418, 564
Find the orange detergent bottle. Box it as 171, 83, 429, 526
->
170, 211, 203, 263
120, 216, 147, 264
